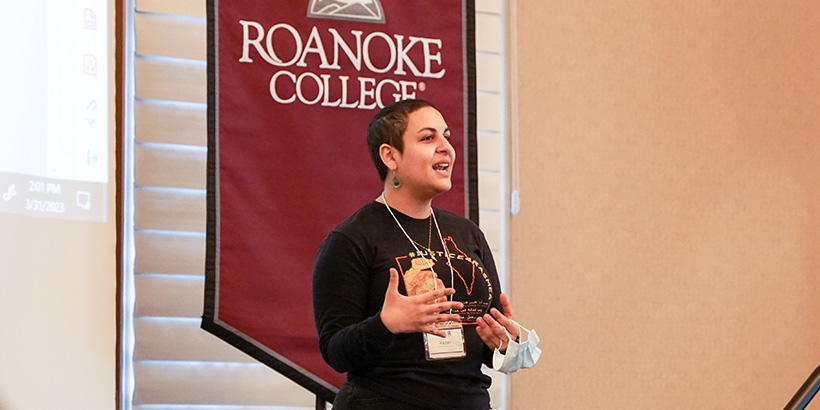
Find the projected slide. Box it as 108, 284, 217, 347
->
0, 0, 108, 222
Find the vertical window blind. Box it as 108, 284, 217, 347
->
124, 0, 509, 408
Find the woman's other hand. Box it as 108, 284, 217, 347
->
475, 293, 520, 351
380, 268, 463, 337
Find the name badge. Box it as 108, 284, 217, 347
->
423, 322, 466, 360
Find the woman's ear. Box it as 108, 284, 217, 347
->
379, 143, 399, 171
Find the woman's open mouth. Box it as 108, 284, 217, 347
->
433, 162, 450, 174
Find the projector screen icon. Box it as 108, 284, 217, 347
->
76, 191, 92, 210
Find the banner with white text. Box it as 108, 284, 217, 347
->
202, 0, 476, 402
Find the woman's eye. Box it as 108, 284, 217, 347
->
444, 135, 451, 141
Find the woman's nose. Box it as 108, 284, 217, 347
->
438, 136, 453, 153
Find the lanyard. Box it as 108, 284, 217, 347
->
380, 193, 456, 309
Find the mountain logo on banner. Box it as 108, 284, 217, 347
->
307, 0, 385, 24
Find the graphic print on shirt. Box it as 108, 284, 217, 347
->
394, 236, 492, 324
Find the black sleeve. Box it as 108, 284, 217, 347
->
312, 231, 397, 373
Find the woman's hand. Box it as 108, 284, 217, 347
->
380, 268, 463, 337
476, 293, 520, 351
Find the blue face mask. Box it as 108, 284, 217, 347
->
492, 326, 542, 375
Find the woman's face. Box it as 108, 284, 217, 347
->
393, 106, 456, 199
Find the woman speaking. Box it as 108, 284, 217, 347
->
313, 99, 519, 409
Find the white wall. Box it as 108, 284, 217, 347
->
0, 0, 117, 408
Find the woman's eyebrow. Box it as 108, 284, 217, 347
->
415, 126, 451, 134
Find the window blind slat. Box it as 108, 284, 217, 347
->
477, 52, 503, 92
478, 131, 502, 171
135, 231, 205, 275
135, 56, 206, 103
136, 100, 206, 146
135, 143, 206, 189
134, 317, 255, 362
135, 187, 206, 232
476, 0, 503, 14
477, 92, 503, 132
135, 12, 206, 61
477, 170, 502, 212
479, 209, 502, 252
476, 13, 503, 54
133, 361, 314, 406
136, 0, 205, 18
135, 274, 204, 317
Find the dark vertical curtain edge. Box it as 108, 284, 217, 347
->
465, 0, 478, 224
203, 0, 218, 323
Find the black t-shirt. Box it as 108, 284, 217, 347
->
312, 201, 503, 410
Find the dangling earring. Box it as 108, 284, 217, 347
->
392, 171, 401, 188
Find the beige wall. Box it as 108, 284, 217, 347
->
510, 1, 820, 409
0, 216, 116, 410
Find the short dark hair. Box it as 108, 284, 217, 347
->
366, 99, 436, 181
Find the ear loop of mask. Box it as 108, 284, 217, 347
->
498, 320, 531, 347
499, 325, 512, 348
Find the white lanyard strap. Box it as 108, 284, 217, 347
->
380, 193, 455, 309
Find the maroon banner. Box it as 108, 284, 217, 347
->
203, 0, 476, 401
